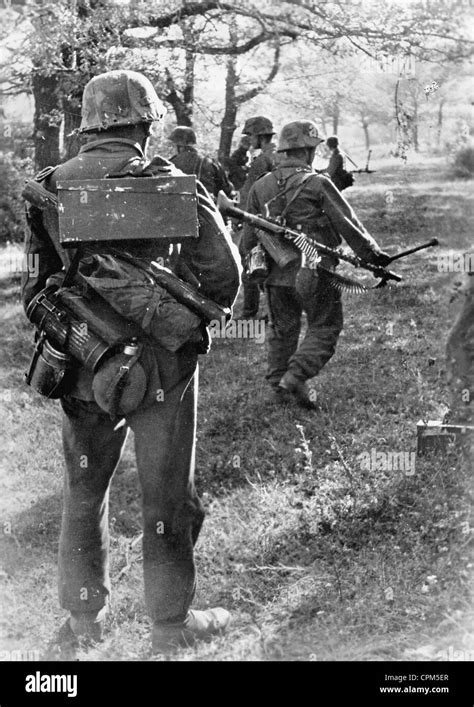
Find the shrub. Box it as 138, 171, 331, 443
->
0, 152, 33, 246
452, 144, 474, 178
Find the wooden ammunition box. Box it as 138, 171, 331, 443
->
416, 420, 474, 456
57, 176, 199, 246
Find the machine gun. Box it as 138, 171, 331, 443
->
217, 191, 438, 292
347, 150, 377, 175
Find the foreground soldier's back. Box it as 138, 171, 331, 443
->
22, 70, 241, 656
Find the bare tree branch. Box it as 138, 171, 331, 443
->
236, 42, 281, 105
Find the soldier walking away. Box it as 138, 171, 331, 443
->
325, 136, 353, 191
241, 120, 391, 409
169, 125, 234, 201
238, 116, 277, 319
227, 134, 251, 193
22, 71, 241, 657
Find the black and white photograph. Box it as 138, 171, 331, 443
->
0, 0, 472, 697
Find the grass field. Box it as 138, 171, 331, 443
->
0, 157, 472, 662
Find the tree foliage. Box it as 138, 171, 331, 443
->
0, 0, 472, 167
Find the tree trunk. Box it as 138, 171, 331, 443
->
219, 55, 238, 163
32, 72, 61, 170
412, 92, 419, 152
63, 98, 83, 162
320, 115, 327, 135
164, 70, 193, 126
332, 102, 339, 134
164, 36, 195, 126
436, 98, 445, 147
361, 118, 370, 150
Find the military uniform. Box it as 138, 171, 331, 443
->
326, 147, 345, 191
170, 146, 233, 200
22, 71, 240, 652
227, 142, 250, 192
238, 116, 276, 319
241, 121, 387, 395
238, 141, 277, 209
168, 126, 233, 200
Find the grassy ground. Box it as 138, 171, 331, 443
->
0, 157, 472, 662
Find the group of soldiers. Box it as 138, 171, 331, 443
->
167, 114, 390, 409
20, 69, 398, 659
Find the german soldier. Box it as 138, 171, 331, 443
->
325, 136, 346, 190
22, 71, 241, 655
241, 119, 391, 408
169, 125, 234, 201
238, 116, 277, 319
227, 134, 251, 193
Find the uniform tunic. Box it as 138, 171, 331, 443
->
242, 156, 384, 386
170, 146, 233, 200
238, 141, 277, 317
22, 137, 240, 623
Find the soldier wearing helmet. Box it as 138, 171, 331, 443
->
238, 116, 277, 319
169, 125, 234, 200
226, 134, 251, 192
241, 119, 391, 408
22, 70, 240, 656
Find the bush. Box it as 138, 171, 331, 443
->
0, 152, 33, 246
452, 144, 474, 178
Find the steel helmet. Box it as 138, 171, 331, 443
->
79, 70, 166, 134
277, 120, 324, 152
169, 126, 197, 146
242, 116, 274, 136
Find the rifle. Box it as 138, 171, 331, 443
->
217, 191, 438, 292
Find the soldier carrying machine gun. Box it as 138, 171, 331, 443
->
220, 119, 438, 410
217, 190, 437, 293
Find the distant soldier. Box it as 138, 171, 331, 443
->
239, 116, 277, 209
239, 116, 277, 319
325, 136, 353, 191
241, 120, 391, 408
169, 126, 234, 200
227, 135, 251, 192
446, 260, 474, 425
